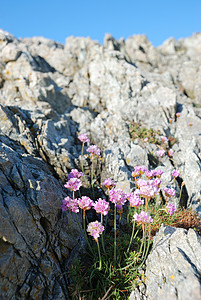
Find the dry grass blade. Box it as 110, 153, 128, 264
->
99, 284, 115, 300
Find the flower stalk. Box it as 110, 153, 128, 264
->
114, 203, 117, 266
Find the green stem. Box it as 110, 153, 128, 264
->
83, 210, 86, 232
69, 210, 72, 234
96, 239, 102, 270
141, 223, 151, 264
103, 214, 108, 236
127, 221, 135, 253
142, 224, 147, 259
114, 203, 117, 266
101, 213, 106, 254
81, 142, 87, 185
127, 205, 130, 223
81, 212, 94, 255
139, 223, 145, 256
91, 154, 94, 198
145, 197, 148, 211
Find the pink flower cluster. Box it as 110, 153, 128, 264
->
163, 187, 176, 198
93, 198, 110, 216
167, 203, 176, 216
172, 169, 180, 178
145, 169, 163, 179
145, 170, 155, 179
87, 221, 104, 241
132, 166, 147, 177
132, 211, 153, 224
78, 196, 93, 210
155, 169, 164, 177
61, 196, 79, 213
64, 177, 82, 192
154, 178, 162, 188
157, 149, 166, 157
168, 149, 174, 157
78, 133, 90, 143
109, 188, 127, 206
127, 193, 144, 208
68, 169, 83, 180
102, 178, 116, 189
161, 136, 168, 143
87, 145, 101, 156
137, 179, 160, 198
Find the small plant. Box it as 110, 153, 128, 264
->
61, 133, 200, 299
129, 122, 178, 160
129, 122, 161, 145
150, 206, 201, 237
168, 136, 177, 148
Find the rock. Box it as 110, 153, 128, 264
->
0, 28, 201, 298
130, 225, 201, 300
0, 136, 82, 299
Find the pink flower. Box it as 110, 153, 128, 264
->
167, 203, 176, 216
144, 138, 148, 142
134, 189, 141, 195
61, 196, 79, 213
135, 166, 147, 174
153, 178, 161, 188
78, 196, 93, 210
172, 169, 180, 178
154, 169, 164, 178
169, 118, 173, 124
132, 166, 147, 177
157, 150, 166, 157
176, 112, 181, 118
64, 178, 82, 191
78, 133, 90, 143
168, 149, 174, 157
87, 145, 101, 156
145, 170, 155, 179
102, 178, 116, 189
93, 198, 110, 216
127, 193, 144, 208
109, 188, 127, 206
137, 179, 159, 198
87, 221, 104, 241
161, 136, 168, 143
68, 169, 83, 180
163, 187, 176, 198
132, 211, 153, 224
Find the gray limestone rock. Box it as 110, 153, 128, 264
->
0, 28, 201, 298
0, 136, 82, 299
130, 225, 201, 300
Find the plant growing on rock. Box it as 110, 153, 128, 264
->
61, 133, 201, 299
129, 121, 161, 145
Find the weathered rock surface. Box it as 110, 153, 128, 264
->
130, 225, 201, 300
0, 28, 201, 298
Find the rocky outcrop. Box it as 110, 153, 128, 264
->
0, 28, 201, 298
130, 225, 201, 300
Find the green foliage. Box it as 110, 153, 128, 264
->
67, 203, 201, 299
150, 205, 201, 237
129, 121, 178, 149
129, 122, 161, 145
68, 226, 143, 299
65, 132, 200, 299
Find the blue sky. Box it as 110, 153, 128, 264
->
1, 0, 201, 46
